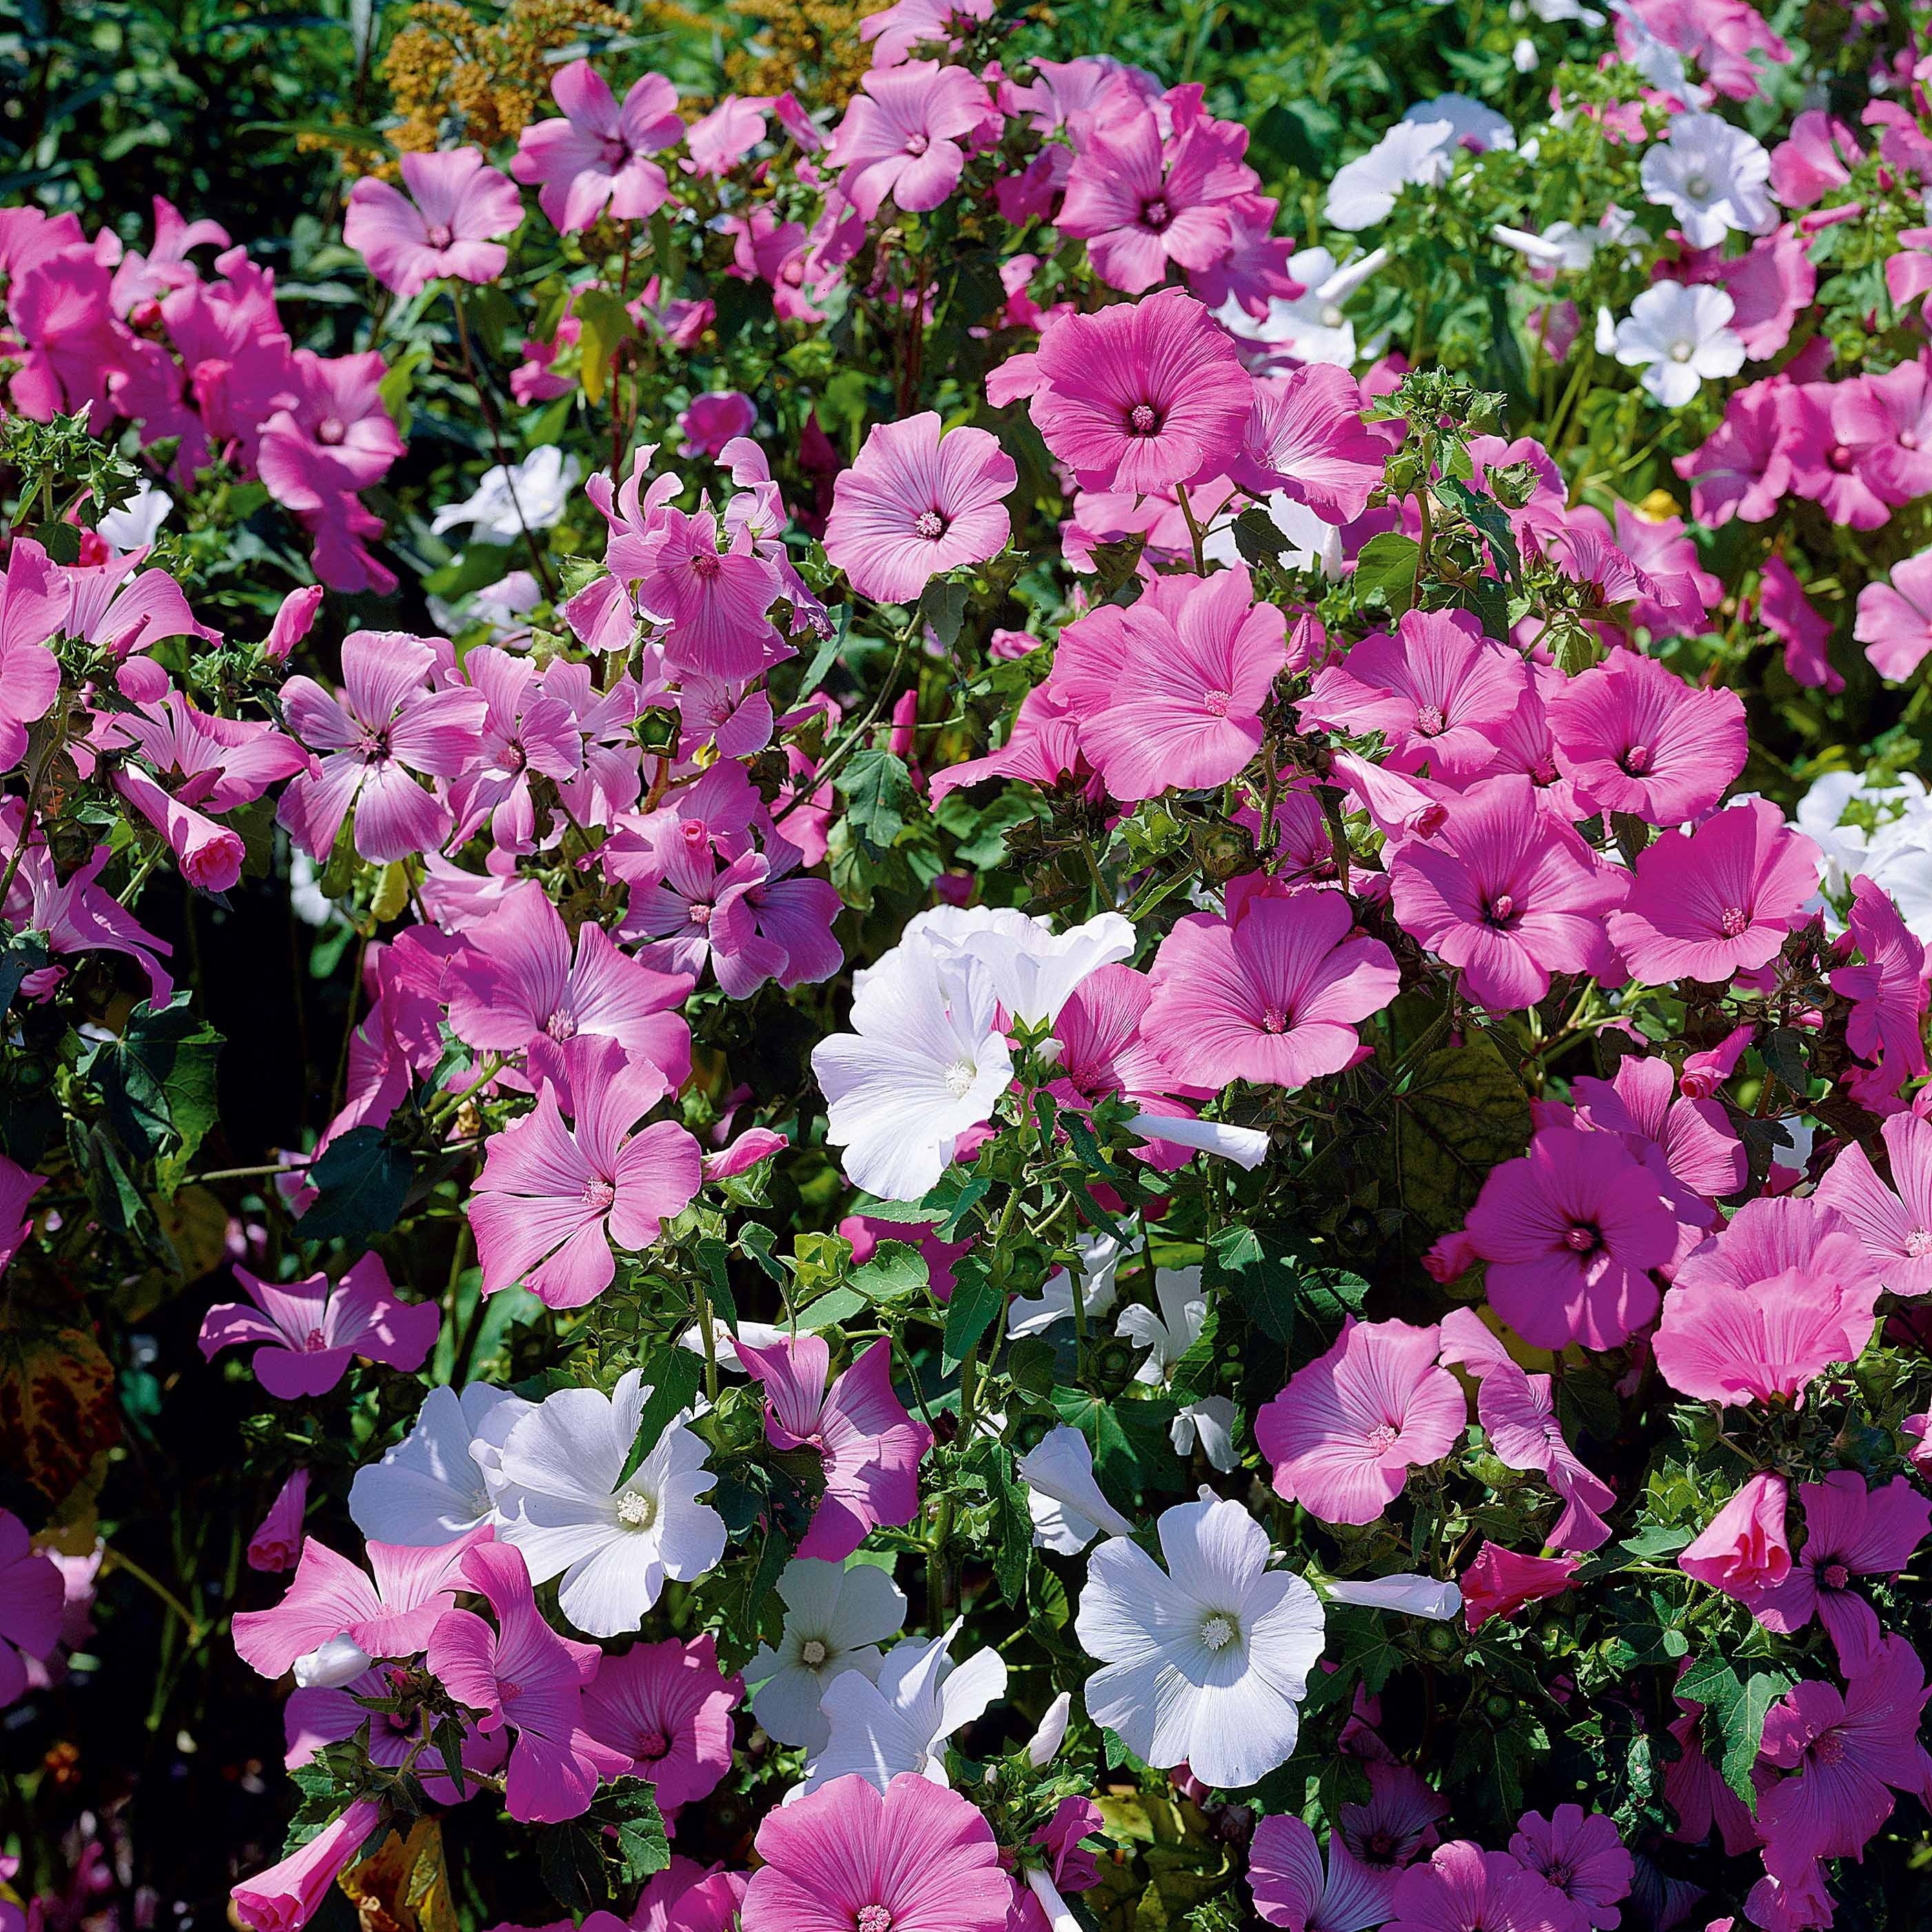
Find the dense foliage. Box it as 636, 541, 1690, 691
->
6, 1, 1932, 1930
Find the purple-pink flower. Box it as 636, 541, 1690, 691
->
825, 61, 993, 219
513, 62, 684, 233
344, 148, 523, 297
580, 1633, 742, 1810
0, 1509, 63, 1709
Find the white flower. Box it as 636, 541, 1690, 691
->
1795, 770, 1932, 935
1115, 1268, 1239, 1472
1214, 246, 1387, 369
1010, 1228, 1139, 1338
1203, 494, 1343, 580
1018, 1424, 1137, 1554
1126, 1112, 1271, 1169
888, 905, 1135, 1028
487, 1368, 726, 1638
1402, 94, 1516, 154
804, 1621, 1008, 1793
676, 1316, 794, 1366
1325, 119, 1460, 231
1491, 207, 1637, 272
293, 1634, 374, 1690
813, 937, 1014, 1201
1076, 1498, 1325, 1790
1640, 112, 1776, 248
746, 1557, 908, 1752
1323, 1574, 1463, 1619
1529, 0, 1605, 21
96, 480, 172, 552
431, 445, 582, 546
349, 1383, 530, 1545
1025, 1691, 1072, 1767
1512, 35, 1538, 71
1612, 283, 1745, 408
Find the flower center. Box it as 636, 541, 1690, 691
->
1201, 687, 1233, 717
690, 550, 722, 580
1486, 893, 1516, 927
1669, 340, 1695, 363
1414, 703, 1447, 737
317, 415, 346, 445
1128, 403, 1160, 436
1719, 904, 1749, 937
634, 1729, 670, 1762
1141, 194, 1171, 230
857, 1909, 893, 1932
1827, 444, 1854, 471
1814, 1729, 1848, 1766
1622, 742, 1651, 775
1822, 1561, 1850, 1591
1200, 1611, 1240, 1653
616, 1489, 658, 1530
584, 1177, 617, 1211
1364, 1423, 1399, 1453
426, 223, 454, 249
689, 900, 713, 926
905, 132, 930, 156
1907, 1228, 1932, 1257
1564, 1223, 1600, 1253
801, 1638, 829, 1667
914, 509, 947, 540
942, 1057, 978, 1098
601, 136, 630, 166
1682, 171, 1711, 201
546, 1009, 578, 1041
1259, 1006, 1291, 1035
303, 1326, 329, 1352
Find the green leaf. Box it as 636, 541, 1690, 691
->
1352, 532, 1421, 613
602, 1782, 671, 1887
1370, 1030, 1531, 1239
695, 1235, 739, 1333
795, 1286, 868, 1330
920, 576, 970, 645
964, 1438, 1032, 1604
1206, 1224, 1295, 1345
943, 1249, 1002, 1367
851, 1240, 930, 1303
82, 995, 223, 1169
835, 749, 917, 851
298, 1126, 412, 1245
795, 606, 850, 700
617, 1346, 704, 1489
924, 1171, 991, 1239
574, 287, 633, 407
1680, 1656, 1793, 1801
0, 924, 50, 1010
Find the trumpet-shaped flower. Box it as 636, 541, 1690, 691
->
1816, 1112, 1932, 1297
825, 62, 992, 218
349, 1383, 531, 1547
1248, 1816, 1392, 1932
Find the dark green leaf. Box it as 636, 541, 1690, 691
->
943, 1250, 1002, 1367
299, 1126, 412, 1245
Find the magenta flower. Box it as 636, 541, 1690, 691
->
1833, 356, 1932, 505
1507, 1808, 1631, 1932
1674, 378, 1797, 527
444, 885, 693, 1090
247, 1468, 312, 1575
279, 630, 488, 864
1816, 1111, 1932, 1297
467, 1035, 704, 1309
0, 1152, 45, 1276
743, 1773, 1013, 1932
613, 826, 785, 997
1336, 1763, 1448, 1891
1057, 106, 1255, 294
231, 1527, 489, 1680
824, 62, 992, 219
1299, 609, 1527, 782
344, 148, 522, 297
1756, 1638, 1932, 1882
1605, 797, 1820, 985
1248, 1814, 1391, 1932
1146, 891, 1399, 1091
1855, 546, 1932, 682
678, 389, 757, 455
232, 1798, 380, 1932
1545, 649, 1747, 826
1653, 1196, 1882, 1406
580, 1634, 742, 1810
1232, 367, 1392, 524
0, 536, 67, 771
425, 1540, 629, 1823
1386, 1842, 1552, 1932
1464, 1126, 1677, 1349
1254, 1318, 1464, 1526
512, 62, 684, 233
824, 412, 1016, 605
1831, 874, 1929, 1107
0, 1509, 63, 1709
735, 1334, 932, 1560
634, 507, 781, 682
199, 1254, 438, 1400
1567, 1053, 1746, 1218
1460, 1545, 1579, 1632
1049, 961, 1209, 1130
1389, 776, 1625, 1013
1025, 288, 1253, 494
1745, 1473, 1931, 1674
1677, 1472, 1791, 1600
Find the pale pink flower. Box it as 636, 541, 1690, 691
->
199, 1254, 438, 1399
1232, 366, 1392, 524
247, 1468, 312, 1574
633, 507, 780, 682
1758, 555, 1839, 691
1816, 1112, 1932, 1297
580, 1634, 742, 1809
823, 411, 1017, 604
1830, 874, 1929, 1106
1678, 1472, 1791, 1599
0, 537, 67, 771
1255, 1318, 1464, 1525
512, 63, 684, 233
1854, 547, 1932, 681
467, 1035, 704, 1309
344, 148, 523, 296
1146, 891, 1399, 1091
825, 62, 993, 219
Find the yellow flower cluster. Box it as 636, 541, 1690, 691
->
724, 0, 875, 113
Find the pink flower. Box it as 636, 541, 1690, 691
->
1716, 230, 1814, 361
444, 885, 693, 1090
1665, 1671, 1760, 1859
1567, 1053, 1746, 1217
1678, 1472, 1790, 1599
1758, 555, 1840, 691
735, 1334, 932, 1560
467, 1035, 704, 1310
0, 1509, 63, 1709
1437, 1310, 1614, 1552
344, 148, 523, 297
513, 63, 684, 233
635, 507, 781, 682
1756, 1638, 1932, 1882
199, 1254, 438, 1399
1857, 546, 1932, 680
425, 1540, 629, 1823
1232, 367, 1392, 525
580, 1634, 742, 1809
1507, 1809, 1631, 1932
858, 0, 994, 63
1831, 875, 1929, 1106
1024, 288, 1252, 494
231, 1528, 489, 1679
278, 630, 488, 864
825, 62, 993, 218
1652, 1196, 1882, 1406
1465, 1126, 1677, 1349
247, 1468, 312, 1574
1146, 891, 1399, 1090
0, 537, 67, 771
1248, 1815, 1392, 1932
112, 764, 243, 893
1605, 797, 1820, 985
232, 1798, 380, 1932
679, 390, 757, 456
1545, 650, 1747, 826
1048, 566, 1288, 800
743, 1773, 1013, 1932
1769, 110, 1860, 206
1057, 107, 1257, 294
0, 1154, 42, 1275
823, 412, 1017, 604
1299, 609, 1527, 782
1744, 1473, 1931, 1674
1389, 776, 1625, 1013
1833, 356, 1932, 505
1254, 1319, 1464, 1526
1336, 1763, 1447, 1889
1459, 1545, 1578, 1632
684, 96, 768, 176
1816, 1112, 1932, 1298
1387, 1842, 1550, 1932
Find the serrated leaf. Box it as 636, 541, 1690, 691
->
835, 749, 916, 850
852, 1240, 929, 1302
943, 1250, 1002, 1367
299, 1126, 412, 1245
1353, 531, 1421, 613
